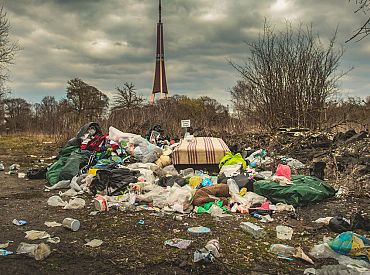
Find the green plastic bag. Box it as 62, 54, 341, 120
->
46, 145, 79, 186
219, 152, 247, 170
196, 201, 230, 214
253, 175, 336, 207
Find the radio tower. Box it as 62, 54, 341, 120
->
151, 0, 168, 104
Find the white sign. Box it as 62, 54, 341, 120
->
181, 119, 191, 128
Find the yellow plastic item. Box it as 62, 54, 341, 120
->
239, 187, 247, 196
189, 176, 203, 188
88, 168, 99, 176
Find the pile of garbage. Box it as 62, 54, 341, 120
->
33, 123, 338, 218
2, 123, 370, 272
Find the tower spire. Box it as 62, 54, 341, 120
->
151, 0, 168, 104
159, 0, 162, 23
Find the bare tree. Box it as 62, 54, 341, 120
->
0, 6, 20, 83
230, 22, 345, 130
113, 82, 145, 109
347, 0, 370, 42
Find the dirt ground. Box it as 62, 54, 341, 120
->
0, 135, 369, 275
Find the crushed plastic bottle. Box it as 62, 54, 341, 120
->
240, 222, 266, 238
269, 244, 296, 258
0, 249, 13, 256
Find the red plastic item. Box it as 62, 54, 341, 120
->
276, 164, 292, 180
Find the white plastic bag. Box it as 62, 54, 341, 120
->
63, 198, 85, 209
47, 195, 67, 207
227, 179, 240, 194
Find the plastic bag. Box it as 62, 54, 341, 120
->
227, 179, 240, 194
63, 198, 85, 209
275, 164, 292, 180
47, 195, 67, 207
328, 215, 351, 233
59, 188, 78, 197
16, 242, 51, 261
162, 165, 179, 176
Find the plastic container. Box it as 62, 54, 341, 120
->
269, 244, 296, 257
187, 226, 211, 235
62, 218, 80, 231
240, 222, 266, 238
94, 195, 108, 211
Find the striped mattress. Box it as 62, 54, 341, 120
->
172, 137, 230, 165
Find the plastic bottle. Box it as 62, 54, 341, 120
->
269, 244, 296, 257
240, 222, 266, 238
252, 213, 263, 220
0, 249, 13, 256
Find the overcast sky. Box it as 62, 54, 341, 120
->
3, 0, 370, 105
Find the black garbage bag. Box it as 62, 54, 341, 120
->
89, 168, 139, 196
217, 172, 254, 191
351, 212, 370, 231
159, 175, 186, 187
328, 215, 351, 233
27, 167, 47, 180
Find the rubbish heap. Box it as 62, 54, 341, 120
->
4, 122, 367, 273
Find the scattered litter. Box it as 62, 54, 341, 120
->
270, 244, 314, 264
276, 225, 294, 240
17, 172, 26, 178
275, 203, 295, 212
63, 198, 85, 209
313, 217, 333, 225
328, 215, 351, 233
269, 244, 295, 258
240, 222, 265, 239
47, 195, 67, 207
0, 242, 11, 249
0, 249, 13, 256
85, 239, 103, 248
193, 239, 221, 263
0, 162, 4, 171
9, 164, 20, 171
16, 242, 51, 260
25, 230, 51, 241
45, 180, 70, 190
294, 247, 314, 265
94, 195, 108, 211
137, 219, 145, 225
187, 226, 211, 235
164, 238, 192, 249
89, 211, 99, 216
44, 221, 62, 227
62, 218, 80, 231
46, 237, 61, 244
12, 219, 28, 226
59, 188, 78, 197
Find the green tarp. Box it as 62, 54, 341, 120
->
253, 175, 336, 207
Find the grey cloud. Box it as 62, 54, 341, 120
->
3, 0, 370, 105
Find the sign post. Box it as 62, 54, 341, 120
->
181, 119, 191, 138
